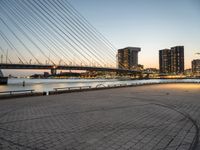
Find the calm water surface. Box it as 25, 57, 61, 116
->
0, 78, 200, 92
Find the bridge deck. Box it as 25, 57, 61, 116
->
0, 63, 141, 73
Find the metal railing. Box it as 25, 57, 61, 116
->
0, 89, 34, 95
54, 86, 91, 91
96, 84, 106, 88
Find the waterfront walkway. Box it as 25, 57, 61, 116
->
0, 83, 200, 150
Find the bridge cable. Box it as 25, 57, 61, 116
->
0, 46, 12, 64
3, 0, 69, 66
32, 0, 104, 67
48, 0, 116, 67
23, 0, 93, 66
0, 30, 28, 64
0, 0, 128, 69
0, 17, 41, 65
46, 0, 114, 67
61, 0, 127, 68
58, 0, 117, 66
13, 0, 81, 66
64, 0, 132, 69
0, 4, 57, 65
64, 0, 117, 55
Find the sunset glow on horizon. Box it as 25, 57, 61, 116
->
69, 0, 200, 69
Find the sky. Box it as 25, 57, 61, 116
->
69, 0, 200, 68
1, 0, 200, 76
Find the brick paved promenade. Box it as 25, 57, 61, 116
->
0, 83, 200, 150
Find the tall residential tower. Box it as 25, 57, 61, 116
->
192, 59, 200, 75
159, 46, 184, 74
117, 47, 141, 69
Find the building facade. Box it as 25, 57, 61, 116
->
192, 59, 200, 75
117, 47, 141, 69
159, 49, 171, 74
159, 46, 184, 74
170, 46, 184, 74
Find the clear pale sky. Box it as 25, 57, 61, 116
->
69, 0, 200, 69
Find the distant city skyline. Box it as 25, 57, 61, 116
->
69, 0, 200, 68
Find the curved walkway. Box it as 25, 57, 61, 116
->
0, 83, 200, 150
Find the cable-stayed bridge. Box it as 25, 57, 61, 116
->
0, 0, 140, 76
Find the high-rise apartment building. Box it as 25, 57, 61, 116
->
159, 49, 171, 74
170, 46, 184, 74
192, 59, 200, 75
159, 46, 184, 74
117, 47, 141, 69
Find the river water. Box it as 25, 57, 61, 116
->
0, 78, 200, 93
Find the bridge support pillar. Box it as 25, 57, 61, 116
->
51, 68, 57, 75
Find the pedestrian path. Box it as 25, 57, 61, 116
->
0, 83, 199, 150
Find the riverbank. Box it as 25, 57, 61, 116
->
1, 78, 200, 93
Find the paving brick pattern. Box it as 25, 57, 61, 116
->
0, 83, 199, 150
